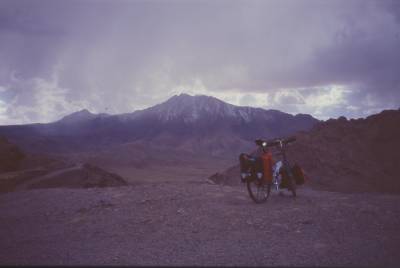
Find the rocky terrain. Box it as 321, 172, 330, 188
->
287, 109, 400, 193
210, 109, 400, 194
0, 182, 399, 266
0, 136, 25, 172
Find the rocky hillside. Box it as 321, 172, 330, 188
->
0, 136, 25, 172
0, 139, 128, 193
210, 109, 400, 194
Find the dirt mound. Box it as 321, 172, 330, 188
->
0, 136, 25, 172
0, 137, 127, 192
0, 163, 128, 193
211, 109, 400, 193
0, 163, 127, 193
208, 165, 239, 186
19, 163, 127, 191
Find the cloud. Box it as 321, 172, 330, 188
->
273, 90, 306, 106
0, 0, 399, 124
0, 67, 92, 124
239, 94, 258, 107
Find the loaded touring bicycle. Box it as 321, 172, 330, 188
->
239, 136, 305, 203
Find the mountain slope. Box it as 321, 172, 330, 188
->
58, 109, 109, 124
0, 136, 25, 172
0, 94, 319, 158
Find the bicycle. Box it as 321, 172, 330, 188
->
239, 136, 297, 204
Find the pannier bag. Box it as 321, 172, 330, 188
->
238, 153, 264, 183
292, 164, 306, 185
279, 164, 306, 188
239, 153, 250, 182
279, 167, 290, 189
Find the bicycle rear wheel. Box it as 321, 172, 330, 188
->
246, 178, 271, 203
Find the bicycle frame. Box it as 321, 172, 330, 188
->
269, 141, 289, 190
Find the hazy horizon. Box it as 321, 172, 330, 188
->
1, 0, 399, 124
2, 92, 398, 126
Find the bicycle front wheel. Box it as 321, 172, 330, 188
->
246, 179, 271, 204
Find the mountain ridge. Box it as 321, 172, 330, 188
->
58, 109, 110, 124
56, 93, 316, 124
0, 94, 319, 157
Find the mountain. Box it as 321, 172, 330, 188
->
0, 94, 319, 158
58, 109, 109, 124
210, 108, 400, 194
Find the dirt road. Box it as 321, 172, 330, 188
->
1, 182, 399, 266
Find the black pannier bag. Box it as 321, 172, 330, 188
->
239, 153, 251, 183
239, 153, 263, 183
278, 164, 306, 188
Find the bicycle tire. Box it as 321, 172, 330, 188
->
246, 178, 271, 204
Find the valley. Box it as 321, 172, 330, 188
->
0, 94, 399, 266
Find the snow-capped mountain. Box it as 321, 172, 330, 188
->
129, 93, 290, 123
0, 94, 319, 156
149, 94, 242, 122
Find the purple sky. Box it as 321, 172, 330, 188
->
0, 0, 399, 124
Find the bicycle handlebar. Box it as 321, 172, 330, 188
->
255, 136, 296, 148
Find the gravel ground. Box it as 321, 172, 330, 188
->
0, 181, 399, 266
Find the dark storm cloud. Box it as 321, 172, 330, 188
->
0, 0, 399, 124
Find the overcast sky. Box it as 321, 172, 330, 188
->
0, 0, 399, 124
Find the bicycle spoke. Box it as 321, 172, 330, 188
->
247, 180, 269, 203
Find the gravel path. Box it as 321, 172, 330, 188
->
1, 182, 399, 266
